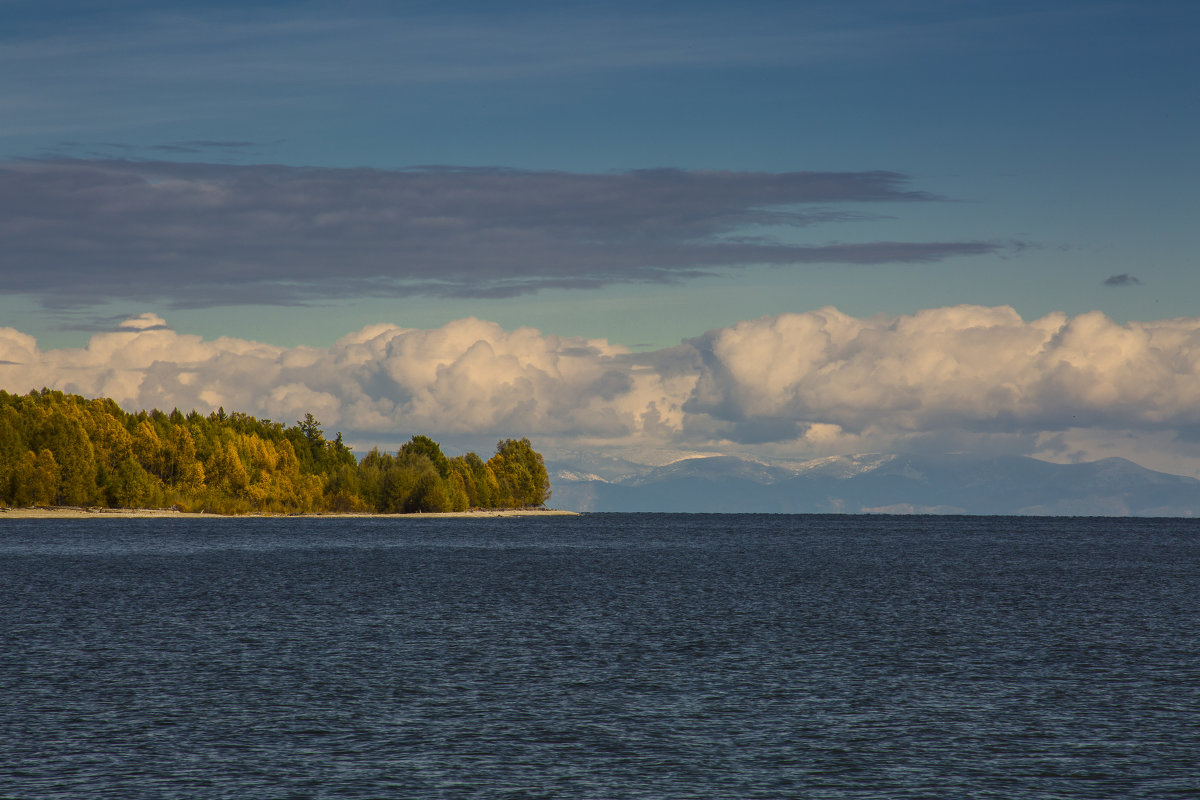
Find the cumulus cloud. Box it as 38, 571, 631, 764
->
684, 306, 1200, 444
0, 316, 690, 451
0, 160, 999, 308
6, 306, 1200, 474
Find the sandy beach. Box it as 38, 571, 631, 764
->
0, 506, 579, 519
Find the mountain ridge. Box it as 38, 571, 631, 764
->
547, 453, 1200, 516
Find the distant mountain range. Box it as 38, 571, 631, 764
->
547, 453, 1200, 516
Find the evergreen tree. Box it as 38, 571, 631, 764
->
399, 435, 451, 479
0, 390, 548, 514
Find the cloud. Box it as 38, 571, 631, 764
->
683, 305, 1200, 439
6, 306, 1200, 474
0, 315, 685, 449
0, 159, 1000, 309
1104, 273, 1142, 287
117, 313, 169, 331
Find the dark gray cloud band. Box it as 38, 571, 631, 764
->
1, 159, 1000, 308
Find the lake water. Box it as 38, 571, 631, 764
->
1, 514, 1198, 799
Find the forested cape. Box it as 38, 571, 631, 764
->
0, 389, 550, 514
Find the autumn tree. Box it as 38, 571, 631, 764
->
489, 438, 550, 507
0, 389, 548, 514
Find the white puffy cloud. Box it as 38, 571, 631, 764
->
0, 315, 691, 452
5, 305, 1200, 475
0, 327, 38, 365
678, 305, 1200, 474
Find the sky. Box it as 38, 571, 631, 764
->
2, 0, 1199, 476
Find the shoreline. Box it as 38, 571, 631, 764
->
0, 506, 580, 520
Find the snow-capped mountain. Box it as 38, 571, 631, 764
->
547, 453, 1200, 516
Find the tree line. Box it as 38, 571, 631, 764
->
0, 389, 550, 514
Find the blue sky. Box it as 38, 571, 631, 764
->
3, 0, 1200, 474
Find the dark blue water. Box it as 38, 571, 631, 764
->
2, 514, 1198, 799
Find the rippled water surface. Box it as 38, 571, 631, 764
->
2, 514, 1199, 799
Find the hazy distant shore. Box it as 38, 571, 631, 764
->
0, 507, 579, 520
